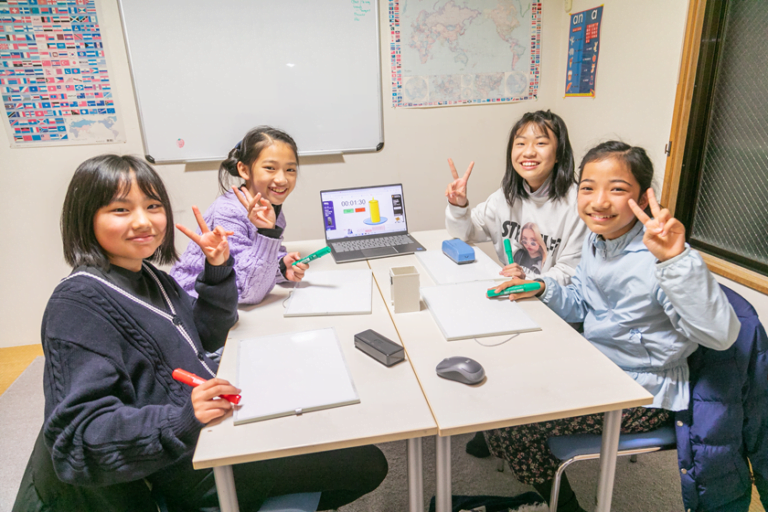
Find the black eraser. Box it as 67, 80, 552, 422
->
354, 329, 404, 367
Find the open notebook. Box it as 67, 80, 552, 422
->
234, 328, 360, 425
420, 280, 541, 341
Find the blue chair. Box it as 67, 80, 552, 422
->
545, 424, 677, 511
258, 492, 322, 512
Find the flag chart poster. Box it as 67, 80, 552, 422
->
389, 1, 542, 108
0, 0, 125, 146
565, 5, 603, 97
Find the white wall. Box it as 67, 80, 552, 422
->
2, 0, 765, 348
550, 0, 689, 191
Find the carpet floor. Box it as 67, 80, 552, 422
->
1, 356, 764, 512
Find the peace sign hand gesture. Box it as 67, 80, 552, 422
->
176, 206, 234, 267
445, 158, 474, 207
628, 188, 686, 262
233, 186, 276, 230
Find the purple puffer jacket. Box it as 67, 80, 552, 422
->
171, 190, 288, 304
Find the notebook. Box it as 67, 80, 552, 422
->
416, 249, 506, 285
234, 328, 360, 425
320, 184, 426, 263
420, 280, 541, 341
284, 269, 372, 317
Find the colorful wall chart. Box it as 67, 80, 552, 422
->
390, 0, 541, 108
565, 5, 603, 97
0, 0, 125, 146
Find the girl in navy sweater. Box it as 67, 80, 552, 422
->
14, 155, 386, 512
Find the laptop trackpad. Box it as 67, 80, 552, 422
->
362, 247, 398, 258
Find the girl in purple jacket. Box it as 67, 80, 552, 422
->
172, 126, 309, 305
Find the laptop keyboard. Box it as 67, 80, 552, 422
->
332, 235, 413, 253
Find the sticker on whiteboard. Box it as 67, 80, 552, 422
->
177, 139, 185, 148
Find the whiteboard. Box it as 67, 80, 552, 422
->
284, 269, 372, 317
118, 0, 383, 163
416, 249, 506, 285
235, 328, 359, 425
421, 280, 541, 341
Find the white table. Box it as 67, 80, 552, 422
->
193, 239, 437, 512
367, 230, 654, 512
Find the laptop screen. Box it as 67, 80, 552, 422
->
321, 184, 408, 241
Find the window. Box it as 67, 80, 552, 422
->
663, 0, 768, 293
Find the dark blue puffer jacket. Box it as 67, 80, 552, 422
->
675, 285, 768, 511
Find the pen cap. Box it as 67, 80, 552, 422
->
503, 238, 513, 263
172, 368, 206, 386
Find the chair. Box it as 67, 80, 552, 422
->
258, 492, 322, 512
152, 486, 320, 512
544, 425, 677, 511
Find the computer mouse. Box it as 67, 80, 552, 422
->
435, 356, 485, 385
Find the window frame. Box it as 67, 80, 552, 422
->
662, 0, 768, 294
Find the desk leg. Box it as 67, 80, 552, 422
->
596, 409, 622, 512
435, 435, 451, 512
407, 438, 424, 512
213, 465, 240, 512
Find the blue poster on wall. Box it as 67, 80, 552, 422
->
565, 5, 603, 97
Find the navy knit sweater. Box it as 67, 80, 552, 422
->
40, 259, 237, 489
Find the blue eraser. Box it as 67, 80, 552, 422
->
442, 239, 475, 264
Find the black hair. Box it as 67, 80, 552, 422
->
578, 141, 654, 209
61, 154, 178, 270
218, 126, 299, 193
502, 110, 575, 206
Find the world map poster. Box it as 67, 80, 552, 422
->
0, 0, 125, 146
390, 0, 541, 108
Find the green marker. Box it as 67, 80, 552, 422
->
486, 282, 541, 298
503, 238, 513, 264
293, 246, 331, 266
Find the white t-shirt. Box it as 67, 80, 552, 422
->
445, 181, 588, 285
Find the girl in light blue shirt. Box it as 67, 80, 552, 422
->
484, 141, 740, 512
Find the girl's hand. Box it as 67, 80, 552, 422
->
283, 252, 308, 282
445, 158, 474, 207
500, 262, 526, 279
233, 186, 276, 229
190, 377, 242, 424
628, 189, 686, 262
490, 278, 544, 302
176, 206, 233, 266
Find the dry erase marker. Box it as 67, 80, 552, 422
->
503, 238, 513, 265
293, 246, 331, 266
172, 368, 241, 405
486, 282, 541, 298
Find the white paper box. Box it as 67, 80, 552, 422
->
390, 266, 420, 313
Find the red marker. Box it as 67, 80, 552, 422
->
172, 368, 241, 405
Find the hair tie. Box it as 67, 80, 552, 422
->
233, 139, 245, 160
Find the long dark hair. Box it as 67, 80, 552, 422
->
218, 126, 299, 193
61, 155, 177, 269
502, 110, 575, 206
578, 141, 654, 213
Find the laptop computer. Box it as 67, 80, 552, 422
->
321, 184, 426, 263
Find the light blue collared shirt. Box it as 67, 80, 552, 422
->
540, 220, 740, 411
